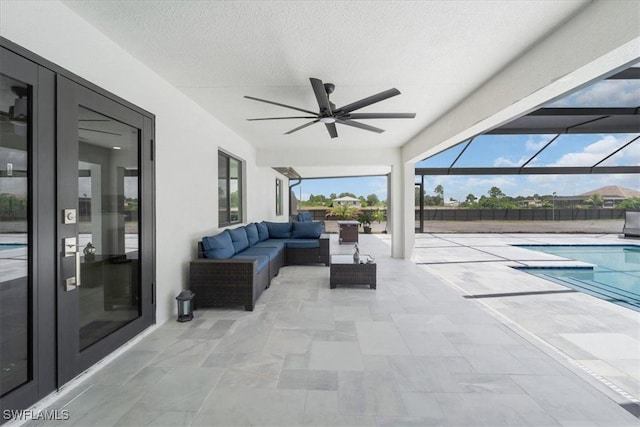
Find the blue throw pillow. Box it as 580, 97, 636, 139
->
228, 227, 249, 253
202, 230, 234, 259
245, 223, 259, 246
297, 212, 313, 222
256, 222, 269, 241
291, 221, 322, 239
265, 221, 292, 239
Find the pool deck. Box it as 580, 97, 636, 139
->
408, 232, 640, 411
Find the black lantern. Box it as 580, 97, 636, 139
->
176, 290, 195, 322
83, 242, 96, 261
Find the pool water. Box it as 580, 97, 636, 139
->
0, 243, 26, 251
515, 245, 640, 311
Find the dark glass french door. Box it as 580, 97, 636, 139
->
0, 46, 56, 416
1, 41, 154, 414
56, 76, 155, 385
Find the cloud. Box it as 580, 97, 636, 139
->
525, 135, 553, 152
493, 156, 529, 167
548, 135, 634, 167
599, 138, 640, 167
548, 80, 640, 108
466, 176, 516, 189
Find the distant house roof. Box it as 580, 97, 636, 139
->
578, 185, 640, 199
332, 196, 360, 202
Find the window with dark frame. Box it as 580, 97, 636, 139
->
218, 151, 243, 226
276, 178, 283, 216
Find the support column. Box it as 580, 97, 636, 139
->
389, 160, 415, 259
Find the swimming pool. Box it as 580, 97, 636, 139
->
0, 243, 26, 251
515, 244, 640, 311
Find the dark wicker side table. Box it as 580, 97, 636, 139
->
330, 254, 376, 289
337, 220, 359, 244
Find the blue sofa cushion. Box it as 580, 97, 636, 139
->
256, 222, 269, 241
245, 223, 259, 246
286, 239, 320, 249
291, 221, 323, 239
297, 212, 313, 222
242, 246, 281, 261
228, 227, 249, 254
253, 239, 286, 251
231, 254, 270, 273
265, 221, 292, 239
202, 231, 235, 259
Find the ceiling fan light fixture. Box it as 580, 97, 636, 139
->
319, 117, 336, 124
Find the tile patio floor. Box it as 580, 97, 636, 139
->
18, 233, 640, 426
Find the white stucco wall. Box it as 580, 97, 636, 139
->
0, 0, 288, 324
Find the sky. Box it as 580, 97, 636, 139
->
297, 77, 640, 203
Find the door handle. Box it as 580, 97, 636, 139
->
64, 237, 81, 291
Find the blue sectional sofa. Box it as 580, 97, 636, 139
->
190, 221, 329, 311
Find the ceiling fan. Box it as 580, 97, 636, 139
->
244, 78, 415, 139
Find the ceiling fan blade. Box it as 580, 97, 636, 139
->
334, 88, 401, 114
344, 112, 416, 119
325, 122, 338, 138
336, 119, 385, 134
310, 78, 332, 115
247, 116, 317, 121
244, 95, 318, 116
284, 119, 319, 135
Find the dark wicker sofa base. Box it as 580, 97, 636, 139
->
190, 234, 329, 311
190, 258, 269, 311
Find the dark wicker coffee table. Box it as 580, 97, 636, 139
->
330, 254, 376, 289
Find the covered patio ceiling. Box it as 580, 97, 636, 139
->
60, 1, 592, 155
56, 1, 639, 183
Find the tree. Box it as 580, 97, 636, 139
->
478, 197, 520, 209
327, 203, 358, 220
585, 194, 604, 208
434, 184, 444, 199
358, 196, 368, 207
329, 193, 337, 200
434, 185, 444, 206
366, 193, 380, 206
488, 186, 505, 198
373, 209, 386, 223
356, 209, 374, 230
618, 197, 640, 209
465, 193, 477, 204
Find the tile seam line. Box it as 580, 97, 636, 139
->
426, 233, 533, 263
422, 264, 640, 406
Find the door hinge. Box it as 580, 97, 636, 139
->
151, 282, 155, 305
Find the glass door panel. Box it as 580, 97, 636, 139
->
57, 74, 153, 385
0, 74, 31, 396
77, 106, 140, 350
